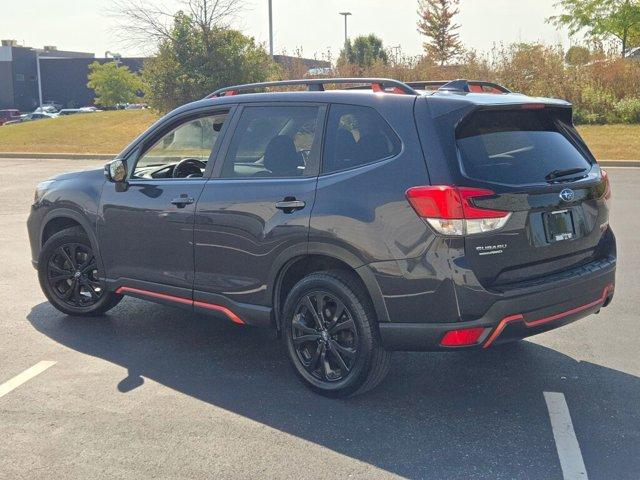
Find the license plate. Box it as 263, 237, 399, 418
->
544, 209, 575, 243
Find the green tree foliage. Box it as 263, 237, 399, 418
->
338, 34, 388, 69
417, 0, 464, 65
87, 61, 142, 107
549, 0, 640, 57
142, 12, 279, 112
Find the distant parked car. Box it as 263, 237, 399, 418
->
28, 112, 58, 121
79, 106, 101, 113
124, 103, 148, 110
43, 101, 63, 111
58, 109, 81, 116
306, 67, 333, 76
33, 105, 59, 114
5, 112, 58, 125
0, 109, 21, 126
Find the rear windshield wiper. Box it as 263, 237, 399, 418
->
545, 167, 587, 181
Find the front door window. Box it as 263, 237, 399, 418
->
133, 113, 228, 179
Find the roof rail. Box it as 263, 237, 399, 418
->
406, 79, 511, 94
206, 78, 420, 98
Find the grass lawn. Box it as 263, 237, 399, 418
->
0, 109, 638, 160
0, 110, 160, 154
576, 125, 640, 160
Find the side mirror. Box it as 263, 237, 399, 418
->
104, 159, 127, 183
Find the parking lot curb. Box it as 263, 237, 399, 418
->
599, 160, 640, 167
0, 152, 116, 160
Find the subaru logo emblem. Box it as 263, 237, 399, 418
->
559, 189, 575, 202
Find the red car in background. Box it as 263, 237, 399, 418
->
0, 109, 21, 126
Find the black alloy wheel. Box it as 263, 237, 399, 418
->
38, 227, 122, 316
283, 271, 391, 398
291, 291, 358, 382
46, 242, 102, 307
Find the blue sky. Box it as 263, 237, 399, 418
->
2, 0, 572, 58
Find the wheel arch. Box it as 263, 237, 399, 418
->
270, 243, 390, 331
40, 209, 105, 274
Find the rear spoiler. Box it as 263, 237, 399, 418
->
407, 80, 511, 94
426, 95, 573, 121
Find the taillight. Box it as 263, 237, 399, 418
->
600, 169, 612, 201
406, 185, 511, 236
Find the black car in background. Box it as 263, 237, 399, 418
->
27, 78, 616, 397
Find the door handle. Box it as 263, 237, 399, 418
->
275, 198, 306, 213
171, 195, 195, 208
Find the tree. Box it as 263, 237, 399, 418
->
141, 12, 278, 112
87, 61, 143, 107
565, 45, 592, 65
549, 0, 640, 57
338, 34, 388, 68
417, 0, 464, 65
113, 0, 244, 49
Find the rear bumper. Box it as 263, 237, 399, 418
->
379, 260, 615, 351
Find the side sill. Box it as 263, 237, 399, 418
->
106, 278, 272, 327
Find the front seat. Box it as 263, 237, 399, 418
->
258, 135, 302, 177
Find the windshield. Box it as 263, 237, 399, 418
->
456, 109, 592, 185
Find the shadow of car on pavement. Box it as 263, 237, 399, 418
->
27, 298, 640, 479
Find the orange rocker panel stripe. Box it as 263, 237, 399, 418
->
482, 285, 613, 348
115, 286, 245, 325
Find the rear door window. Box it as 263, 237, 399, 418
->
220, 106, 321, 178
456, 109, 592, 186
322, 104, 401, 174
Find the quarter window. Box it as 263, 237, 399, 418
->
133, 113, 228, 179
322, 104, 401, 174
220, 106, 320, 178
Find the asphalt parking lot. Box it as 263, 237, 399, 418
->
0, 158, 638, 480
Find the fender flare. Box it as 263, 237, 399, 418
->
268, 242, 390, 330
39, 208, 106, 275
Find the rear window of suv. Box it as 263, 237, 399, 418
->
456, 108, 592, 185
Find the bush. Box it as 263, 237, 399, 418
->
613, 98, 640, 123
574, 110, 604, 125
573, 84, 617, 124
282, 41, 640, 124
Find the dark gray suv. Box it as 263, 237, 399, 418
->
27, 78, 616, 397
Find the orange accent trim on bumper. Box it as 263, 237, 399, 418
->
482, 285, 613, 349
115, 286, 245, 325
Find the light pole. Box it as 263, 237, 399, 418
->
35, 52, 43, 110
339, 12, 352, 45
268, 0, 274, 56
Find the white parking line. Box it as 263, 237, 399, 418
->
544, 392, 588, 480
0, 361, 57, 398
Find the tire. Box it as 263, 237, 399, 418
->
38, 227, 122, 316
282, 270, 391, 398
